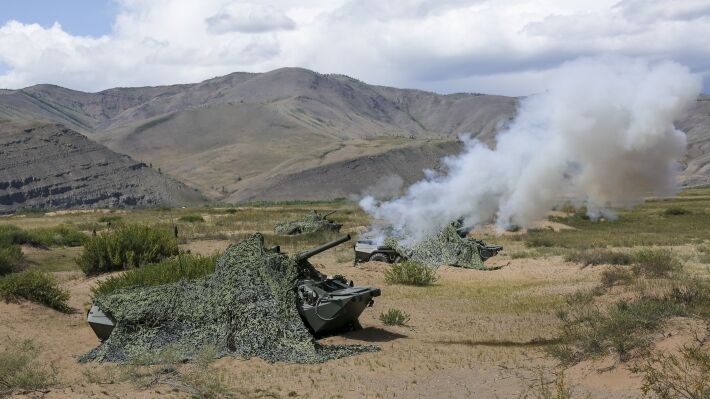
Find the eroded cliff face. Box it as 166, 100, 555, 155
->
0, 124, 204, 213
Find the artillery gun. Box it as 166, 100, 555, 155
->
87, 234, 380, 343
354, 221, 503, 268
292, 235, 380, 335
274, 210, 342, 235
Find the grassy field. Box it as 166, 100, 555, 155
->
0, 190, 708, 398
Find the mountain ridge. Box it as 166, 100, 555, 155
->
1, 68, 708, 205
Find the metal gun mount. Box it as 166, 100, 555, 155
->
292, 234, 381, 335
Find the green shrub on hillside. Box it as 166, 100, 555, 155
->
0, 245, 25, 276
76, 224, 179, 275
632, 249, 682, 277
178, 214, 205, 223
565, 249, 632, 266
97, 215, 123, 223
0, 339, 58, 392
0, 224, 86, 248
384, 261, 437, 286
28, 225, 86, 247
0, 270, 71, 312
663, 207, 691, 216
550, 278, 709, 364
599, 267, 634, 288
633, 345, 710, 399
379, 308, 410, 326
92, 253, 218, 298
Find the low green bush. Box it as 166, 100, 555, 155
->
0, 339, 58, 392
550, 295, 685, 364
97, 215, 123, 223
178, 214, 205, 223
600, 267, 634, 287
92, 253, 218, 297
379, 308, 410, 326
76, 224, 179, 275
0, 270, 71, 312
632, 248, 682, 277
565, 249, 632, 266
0, 224, 86, 247
526, 236, 555, 248
550, 278, 709, 364
633, 345, 710, 399
663, 207, 691, 216
384, 261, 437, 286
28, 225, 86, 247
0, 225, 33, 247
0, 245, 25, 276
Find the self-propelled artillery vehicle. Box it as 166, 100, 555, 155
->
87, 234, 380, 343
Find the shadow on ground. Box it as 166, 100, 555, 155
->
343, 327, 408, 342
429, 337, 559, 347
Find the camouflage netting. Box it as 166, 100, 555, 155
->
384, 225, 487, 269
79, 234, 377, 364
274, 211, 341, 235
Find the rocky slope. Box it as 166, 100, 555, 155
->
0, 124, 204, 213
0, 69, 708, 204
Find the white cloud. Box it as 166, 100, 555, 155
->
206, 3, 296, 34
0, 0, 708, 95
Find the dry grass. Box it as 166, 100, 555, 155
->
0, 192, 709, 397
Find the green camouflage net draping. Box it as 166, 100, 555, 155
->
384, 225, 488, 269
79, 233, 377, 364
274, 211, 342, 235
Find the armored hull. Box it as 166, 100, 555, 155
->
297, 277, 380, 335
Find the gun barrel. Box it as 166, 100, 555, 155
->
323, 210, 337, 218
295, 234, 351, 261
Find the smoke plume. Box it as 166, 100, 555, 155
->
360, 57, 701, 239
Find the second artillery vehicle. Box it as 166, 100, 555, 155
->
88, 235, 380, 341
354, 222, 502, 265
274, 210, 342, 235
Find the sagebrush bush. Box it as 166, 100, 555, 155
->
526, 236, 555, 248
379, 308, 410, 326
28, 225, 86, 247
633, 345, 709, 399
0, 224, 85, 247
0, 339, 58, 392
76, 224, 179, 275
550, 295, 685, 363
565, 249, 632, 266
663, 207, 691, 216
0, 245, 25, 276
600, 267, 634, 287
92, 253, 218, 297
550, 278, 709, 364
0, 270, 71, 312
179, 214, 205, 223
97, 215, 123, 223
632, 248, 682, 277
384, 261, 437, 286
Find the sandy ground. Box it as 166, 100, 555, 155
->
1, 239, 701, 398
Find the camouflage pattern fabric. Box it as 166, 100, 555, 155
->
274, 211, 341, 235
384, 225, 487, 269
79, 234, 377, 363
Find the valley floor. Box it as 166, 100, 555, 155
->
1, 191, 709, 398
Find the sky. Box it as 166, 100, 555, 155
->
0, 0, 708, 96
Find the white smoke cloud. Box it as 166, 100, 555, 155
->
360, 56, 701, 239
